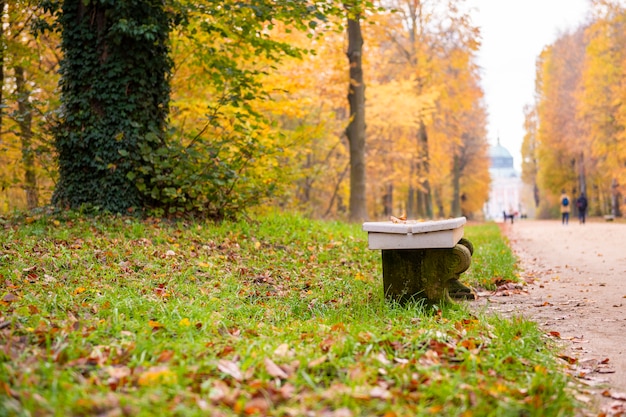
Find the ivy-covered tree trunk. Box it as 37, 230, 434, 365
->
52, 0, 170, 213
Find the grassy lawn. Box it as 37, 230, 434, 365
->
0, 212, 578, 416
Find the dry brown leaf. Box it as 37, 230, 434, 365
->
244, 397, 269, 415
278, 383, 296, 399
308, 355, 328, 368
375, 352, 391, 366
273, 343, 293, 358
217, 359, 243, 381
264, 357, 288, 379
558, 354, 578, 365
369, 386, 392, 399
2, 293, 18, 303
608, 391, 626, 401
157, 350, 175, 363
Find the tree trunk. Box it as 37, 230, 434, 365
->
611, 178, 619, 217
434, 186, 444, 218
578, 152, 586, 195
15, 66, 39, 209
324, 162, 350, 218
383, 182, 393, 217
407, 186, 415, 218
346, 13, 368, 222
0, 0, 5, 140
451, 154, 461, 217
416, 121, 432, 218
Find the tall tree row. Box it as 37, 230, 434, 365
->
580, 0, 626, 216
364, 0, 488, 219
532, 28, 587, 216
525, 0, 626, 218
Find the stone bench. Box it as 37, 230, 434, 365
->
363, 217, 475, 304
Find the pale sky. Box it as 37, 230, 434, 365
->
467, 0, 590, 169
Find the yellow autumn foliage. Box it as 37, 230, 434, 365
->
2, 1, 491, 220
530, 1, 626, 217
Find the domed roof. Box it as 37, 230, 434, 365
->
489, 143, 513, 159
489, 140, 514, 170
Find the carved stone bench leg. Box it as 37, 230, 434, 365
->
381, 239, 474, 304
447, 238, 476, 300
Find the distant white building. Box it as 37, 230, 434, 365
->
484, 141, 523, 221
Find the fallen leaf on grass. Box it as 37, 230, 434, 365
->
244, 397, 269, 415
148, 320, 164, 330
273, 343, 293, 358
375, 352, 391, 366
138, 366, 178, 386
2, 293, 18, 303
351, 385, 391, 400
264, 357, 289, 379
308, 355, 327, 368
217, 359, 243, 381
106, 366, 131, 389
157, 350, 175, 363
369, 386, 392, 399
154, 283, 169, 298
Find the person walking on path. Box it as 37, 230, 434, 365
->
576, 193, 588, 224
560, 190, 570, 225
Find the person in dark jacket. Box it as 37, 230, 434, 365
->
560, 190, 570, 225
576, 193, 588, 224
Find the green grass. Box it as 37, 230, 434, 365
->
464, 222, 519, 289
0, 212, 578, 416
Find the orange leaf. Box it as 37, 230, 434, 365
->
558, 354, 578, 365
138, 366, 177, 386
157, 350, 175, 363
331, 323, 345, 332
148, 320, 164, 330
244, 397, 269, 415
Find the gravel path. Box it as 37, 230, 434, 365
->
472, 219, 626, 415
